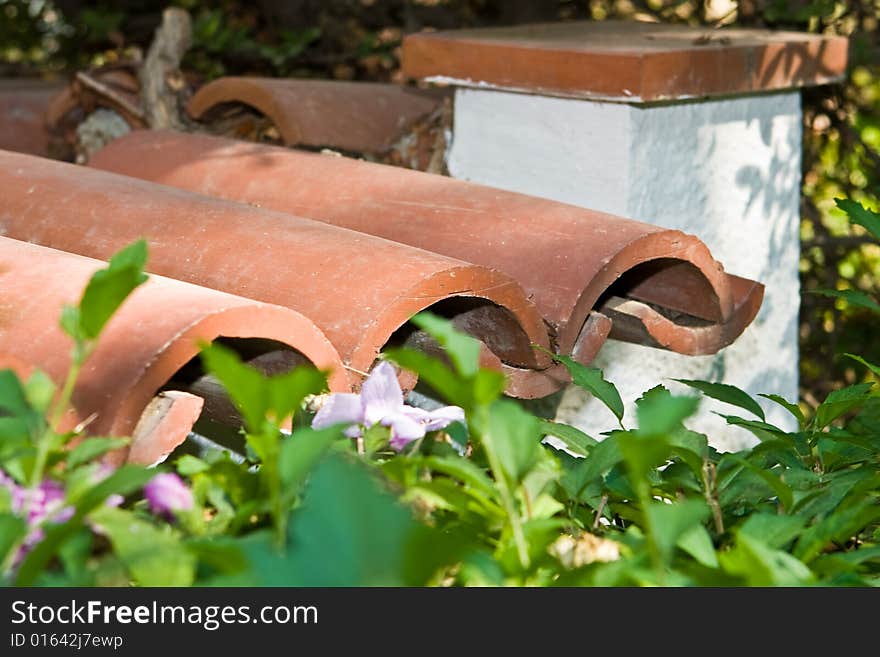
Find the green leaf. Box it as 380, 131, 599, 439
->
758, 393, 806, 427
24, 370, 56, 415
677, 523, 719, 568
618, 431, 671, 485
199, 343, 268, 432
843, 353, 880, 379
721, 533, 813, 586
814, 383, 874, 429
0, 513, 27, 564
835, 197, 880, 240
75, 239, 149, 340
559, 436, 622, 501
0, 369, 33, 417
419, 455, 497, 500
675, 379, 764, 420
726, 455, 793, 511
410, 312, 481, 377
482, 399, 541, 483
176, 455, 210, 476
539, 420, 596, 457
212, 455, 461, 586
279, 426, 342, 496
548, 353, 623, 423
266, 366, 327, 424
644, 499, 710, 564
66, 437, 130, 470
794, 501, 880, 563
384, 348, 469, 409
15, 465, 154, 585
91, 507, 195, 586
739, 513, 805, 550
718, 414, 793, 443
636, 386, 699, 436
811, 288, 880, 314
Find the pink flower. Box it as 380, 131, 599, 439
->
311, 361, 465, 451
1, 471, 74, 564
143, 473, 193, 516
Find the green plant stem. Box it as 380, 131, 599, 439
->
30, 348, 87, 488
478, 408, 530, 570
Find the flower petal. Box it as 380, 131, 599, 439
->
424, 405, 466, 432
382, 410, 426, 451
361, 361, 404, 426
311, 393, 364, 429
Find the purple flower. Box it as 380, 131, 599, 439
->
1, 471, 75, 565
311, 361, 465, 451
143, 473, 193, 516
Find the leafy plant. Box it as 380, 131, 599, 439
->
3, 206, 880, 586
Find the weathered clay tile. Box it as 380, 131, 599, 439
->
0, 237, 348, 464
0, 79, 63, 156
0, 149, 553, 397
187, 77, 448, 154
88, 130, 763, 368
401, 20, 848, 101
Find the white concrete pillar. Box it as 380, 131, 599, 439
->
403, 21, 848, 450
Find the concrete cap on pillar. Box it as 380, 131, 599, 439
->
402, 20, 848, 102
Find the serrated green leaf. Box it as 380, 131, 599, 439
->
814, 382, 874, 429
758, 393, 806, 427
76, 239, 149, 339
844, 353, 880, 379
636, 386, 699, 435
539, 420, 596, 457
548, 352, 623, 423
835, 197, 880, 239
718, 414, 793, 443
794, 501, 880, 563
727, 454, 793, 511
675, 379, 765, 420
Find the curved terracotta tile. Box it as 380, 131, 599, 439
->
187, 77, 445, 154
0, 79, 63, 156
598, 274, 764, 356
88, 130, 763, 361
0, 237, 348, 464
0, 150, 553, 398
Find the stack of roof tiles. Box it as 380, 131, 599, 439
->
3, 20, 828, 465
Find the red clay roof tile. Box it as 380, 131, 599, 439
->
0, 149, 554, 397
0, 79, 63, 156
87, 130, 763, 369
187, 77, 447, 153
0, 236, 348, 463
